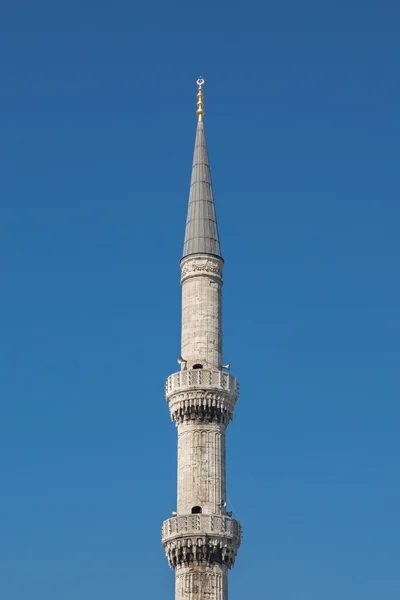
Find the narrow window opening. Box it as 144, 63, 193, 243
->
193, 364, 203, 370
191, 506, 202, 514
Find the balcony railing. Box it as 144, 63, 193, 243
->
165, 369, 238, 400
162, 514, 241, 543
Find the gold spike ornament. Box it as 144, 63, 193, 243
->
196, 77, 205, 121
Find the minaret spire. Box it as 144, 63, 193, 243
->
182, 78, 221, 259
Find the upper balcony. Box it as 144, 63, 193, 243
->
165, 369, 238, 402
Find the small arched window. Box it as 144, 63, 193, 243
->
193, 364, 203, 370
191, 506, 202, 514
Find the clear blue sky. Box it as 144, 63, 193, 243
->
0, 1, 399, 599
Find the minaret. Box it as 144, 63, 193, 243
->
162, 79, 241, 600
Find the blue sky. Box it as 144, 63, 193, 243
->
0, 1, 399, 599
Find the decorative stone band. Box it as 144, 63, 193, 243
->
162, 514, 241, 570
166, 370, 238, 424
180, 254, 223, 284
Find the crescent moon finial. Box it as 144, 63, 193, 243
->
196, 77, 205, 121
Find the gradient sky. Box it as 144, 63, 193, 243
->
0, 1, 399, 599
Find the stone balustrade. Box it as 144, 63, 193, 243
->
165, 369, 238, 401
162, 514, 241, 544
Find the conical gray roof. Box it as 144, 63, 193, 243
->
182, 120, 221, 258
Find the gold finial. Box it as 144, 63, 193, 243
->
196, 77, 205, 121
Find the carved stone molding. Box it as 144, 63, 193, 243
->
164, 536, 238, 570
168, 390, 236, 425
180, 256, 223, 283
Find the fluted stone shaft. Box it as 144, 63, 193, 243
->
175, 565, 228, 600
177, 421, 226, 516
181, 254, 223, 371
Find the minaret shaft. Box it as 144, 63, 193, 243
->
181, 254, 223, 372
177, 412, 227, 516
